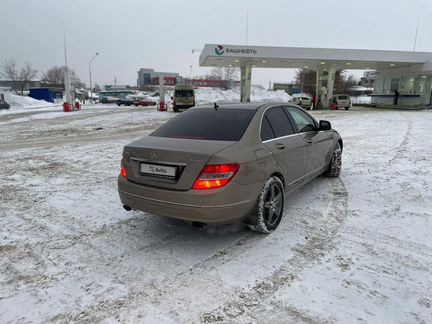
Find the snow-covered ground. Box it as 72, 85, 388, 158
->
0, 104, 431, 324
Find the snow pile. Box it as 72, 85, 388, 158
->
351, 96, 372, 105
195, 87, 291, 105
3, 93, 57, 110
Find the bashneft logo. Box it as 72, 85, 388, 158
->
226, 48, 257, 55
215, 45, 225, 56
215, 45, 258, 56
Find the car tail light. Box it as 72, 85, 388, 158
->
193, 164, 240, 190
120, 161, 128, 179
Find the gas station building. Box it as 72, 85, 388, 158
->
199, 44, 432, 108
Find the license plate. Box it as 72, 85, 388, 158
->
140, 163, 177, 179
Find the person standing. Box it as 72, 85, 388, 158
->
394, 90, 400, 105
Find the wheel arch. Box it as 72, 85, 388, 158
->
338, 138, 343, 152
270, 172, 285, 189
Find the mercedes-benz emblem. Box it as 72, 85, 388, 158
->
150, 152, 157, 160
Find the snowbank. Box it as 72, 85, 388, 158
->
2, 93, 57, 111
351, 96, 372, 105
195, 87, 292, 105
1, 88, 291, 112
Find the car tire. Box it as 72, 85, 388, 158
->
326, 142, 342, 177
173, 107, 179, 112
345, 107, 349, 110
248, 176, 285, 234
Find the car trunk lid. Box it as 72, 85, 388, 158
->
123, 136, 235, 191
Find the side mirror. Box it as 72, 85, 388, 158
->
171, 96, 173, 100
319, 120, 331, 130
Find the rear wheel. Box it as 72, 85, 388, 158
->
173, 106, 179, 112
345, 107, 349, 110
326, 142, 342, 177
248, 176, 285, 234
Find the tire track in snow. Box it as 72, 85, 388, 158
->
201, 177, 349, 323
388, 116, 412, 165
54, 178, 349, 324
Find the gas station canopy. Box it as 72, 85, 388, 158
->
199, 44, 432, 107
199, 44, 432, 70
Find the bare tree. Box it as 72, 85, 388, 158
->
18, 62, 38, 94
294, 68, 316, 94
209, 67, 239, 89
41, 66, 64, 84
295, 68, 358, 95
41, 65, 84, 88
1, 59, 38, 95
1, 59, 19, 94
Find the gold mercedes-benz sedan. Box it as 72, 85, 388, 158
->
118, 102, 343, 233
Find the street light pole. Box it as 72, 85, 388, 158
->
89, 52, 99, 103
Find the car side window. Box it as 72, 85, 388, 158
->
261, 116, 275, 141
285, 107, 316, 133
264, 107, 295, 138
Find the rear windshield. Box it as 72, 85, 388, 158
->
151, 108, 255, 141
301, 97, 310, 100
175, 90, 194, 97
337, 95, 349, 99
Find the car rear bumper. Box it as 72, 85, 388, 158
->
118, 176, 259, 224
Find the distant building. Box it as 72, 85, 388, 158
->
103, 84, 131, 91
0, 80, 41, 92
359, 71, 375, 88
137, 68, 180, 86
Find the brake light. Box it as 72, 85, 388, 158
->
120, 166, 128, 179
193, 164, 240, 190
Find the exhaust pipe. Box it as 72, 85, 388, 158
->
192, 221, 206, 228
123, 205, 132, 211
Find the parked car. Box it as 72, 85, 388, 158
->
332, 94, 351, 110
0, 101, 10, 110
118, 102, 343, 233
134, 98, 157, 106
172, 84, 195, 112
116, 98, 134, 106
292, 96, 312, 109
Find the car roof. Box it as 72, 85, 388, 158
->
191, 102, 290, 111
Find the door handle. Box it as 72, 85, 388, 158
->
306, 138, 313, 144
275, 143, 286, 150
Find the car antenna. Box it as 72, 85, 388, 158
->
214, 102, 219, 110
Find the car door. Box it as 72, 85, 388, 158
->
285, 106, 333, 178
261, 106, 307, 188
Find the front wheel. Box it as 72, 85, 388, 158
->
326, 142, 342, 177
345, 107, 349, 110
248, 176, 285, 234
